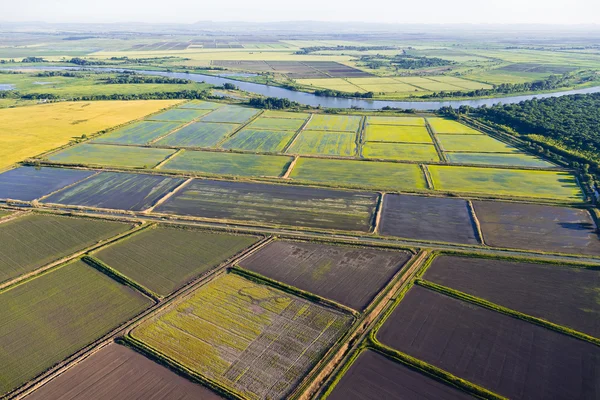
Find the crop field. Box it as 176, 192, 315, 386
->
131, 273, 353, 400
427, 118, 482, 135
364, 125, 432, 143
445, 152, 555, 167
93, 121, 183, 145
287, 130, 357, 157
428, 165, 584, 201
43, 172, 186, 211
424, 255, 600, 337
94, 226, 258, 296
147, 108, 211, 122
0, 210, 11, 218
212, 60, 368, 78
48, 144, 176, 168
299, 78, 366, 93
154, 179, 378, 232
362, 142, 439, 162
305, 115, 361, 132
472, 201, 600, 255
436, 134, 518, 153
239, 240, 411, 310
376, 285, 600, 400
200, 105, 260, 124
154, 122, 239, 148
379, 194, 478, 244
247, 116, 306, 131
0, 100, 181, 170
0, 166, 95, 201
262, 110, 309, 119
289, 158, 427, 191
328, 350, 473, 400
179, 100, 223, 110
0, 260, 152, 396
221, 129, 295, 152
161, 150, 292, 177
23, 343, 222, 400
0, 214, 132, 284
366, 116, 425, 126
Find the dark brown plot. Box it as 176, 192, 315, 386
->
473, 201, 600, 255
423, 255, 600, 338
380, 194, 479, 245
328, 350, 474, 400
239, 240, 411, 310
24, 343, 222, 400
377, 286, 600, 400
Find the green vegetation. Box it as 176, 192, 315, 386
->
287, 130, 357, 156
306, 114, 362, 132
427, 118, 482, 135
147, 108, 210, 122
367, 116, 425, 126
155, 122, 239, 148
363, 143, 440, 162
93, 121, 183, 145
221, 129, 295, 152
436, 134, 518, 152
0, 260, 152, 396
200, 105, 259, 123
365, 125, 432, 143
445, 152, 555, 167
161, 150, 292, 177
247, 117, 306, 131
262, 110, 309, 119
179, 100, 223, 110
48, 144, 176, 168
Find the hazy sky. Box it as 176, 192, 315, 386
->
2, 0, 599, 24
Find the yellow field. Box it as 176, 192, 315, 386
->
0, 100, 181, 170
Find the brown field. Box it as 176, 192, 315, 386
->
24, 343, 222, 400
376, 285, 600, 400
238, 240, 412, 310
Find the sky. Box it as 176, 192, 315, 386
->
1, 0, 599, 24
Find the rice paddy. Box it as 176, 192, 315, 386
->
200, 105, 260, 124
364, 125, 432, 143
93, 121, 183, 145
287, 130, 357, 156
305, 114, 362, 132
246, 117, 306, 131
48, 143, 176, 168
221, 129, 296, 152
362, 142, 440, 162
436, 134, 519, 153
147, 108, 211, 122
154, 122, 239, 148
427, 118, 482, 135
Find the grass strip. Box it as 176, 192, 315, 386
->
415, 279, 600, 346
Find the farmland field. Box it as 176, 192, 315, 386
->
305, 114, 362, 132
428, 165, 584, 201
43, 172, 186, 211
0, 214, 132, 284
179, 100, 223, 110
0, 260, 152, 396
262, 110, 309, 119
92, 121, 183, 145
363, 142, 439, 162
364, 125, 432, 143
287, 130, 357, 156
239, 240, 411, 310
424, 255, 600, 337
147, 108, 211, 122
0, 100, 181, 169
154, 179, 378, 232
221, 128, 295, 152
366, 116, 425, 126
376, 285, 600, 400
289, 158, 427, 191
0, 210, 11, 218
379, 194, 478, 244
48, 144, 176, 168
472, 201, 600, 254
200, 105, 259, 123
247, 116, 306, 131
131, 273, 353, 400
23, 343, 223, 400
94, 226, 258, 296
161, 150, 292, 177
436, 134, 518, 153
154, 122, 239, 148
0, 166, 95, 201
445, 152, 555, 167
328, 350, 474, 400
427, 118, 482, 135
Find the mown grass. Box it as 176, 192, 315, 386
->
365, 125, 432, 144
436, 134, 518, 153
93, 120, 183, 145
445, 152, 555, 168
155, 122, 239, 148
221, 129, 295, 152
48, 143, 176, 168
428, 165, 585, 201
0, 260, 152, 396
363, 143, 440, 162
287, 130, 357, 157
0, 100, 180, 169
305, 114, 362, 132
427, 118, 482, 135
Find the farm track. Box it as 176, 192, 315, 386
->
6, 235, 275, 400
0, 210, 30, 225
282, 156, 299, 179
424, 118, 447, 163
467, 200, 486, 246
214, 109, 264, 147
142, 178, 193, 214
282, 114, 313, 153
153, 148, 184, 169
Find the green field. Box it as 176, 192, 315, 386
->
93, 121, 183, 145
0, 214, 132, 284
366, 116, 425, 126
290, 158, 427, 191
48, 144, 176, 168
154, 122, 239, 148
221, 129, 295, 152
161, 150, 292, 177
200, 105, 260, 124
131, 273, 352, 400
262, 110, 310, 119
0, 260, 152, 396
0, 210, 11, 218
147, 108, 210, 122
178, 100, 223, 110
428, 165, 584, 201
94, 226, 258, 296
445, 152, 556, 168
287, 130, 357, 157
365, 125, 432, 144
247, 117, 306, 131
305, 114, 362, 132
363, 142, 440, 162
437, 134, 519, 153
427, 118, 482, 135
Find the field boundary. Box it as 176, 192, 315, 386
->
424, 117, 447, 162
142, 177, 193, 214
420, 164, 434, 190
34, 170, 102, 202
283, 113, 313, 153
215, 109, 265, 147
282, 155, 299, 179
371, 192, 384, 234
153, 148, 184, 169
467, 200, 486, 245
